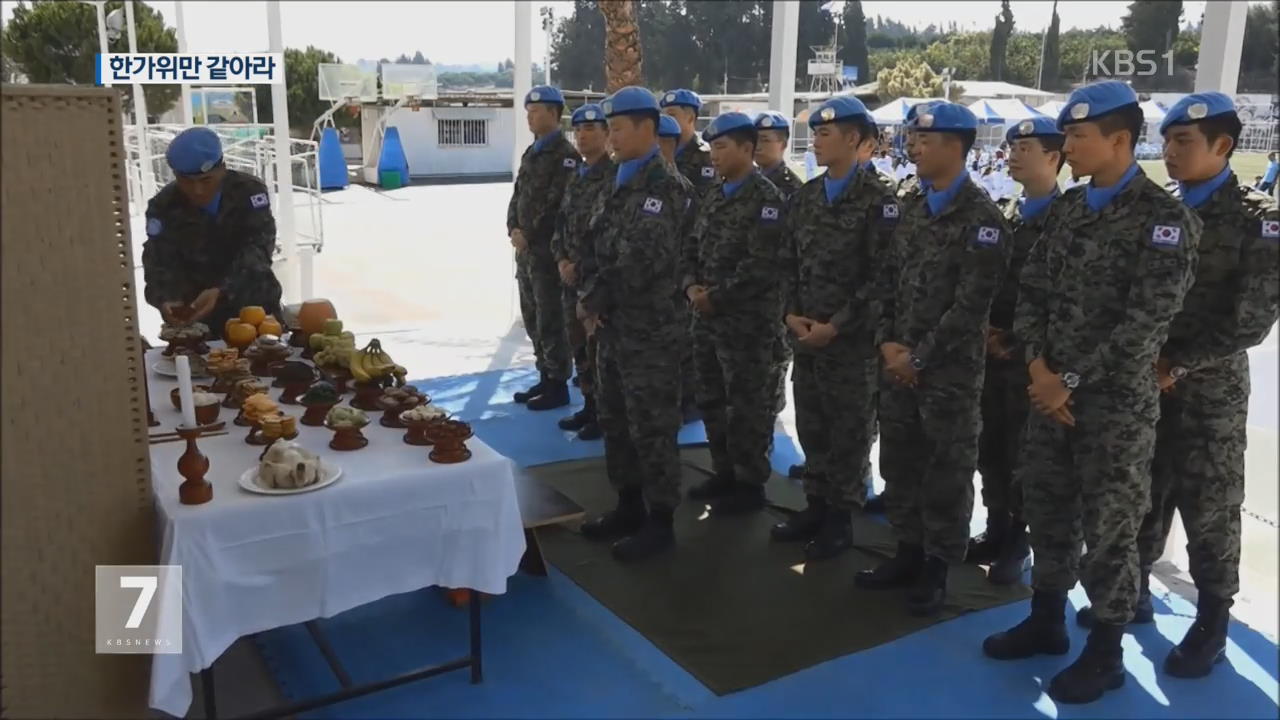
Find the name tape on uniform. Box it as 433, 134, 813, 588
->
97, 53, 282, 86
642, 197, 664, 215
975, 226, 1001, 245
1151, 225, 1182, 247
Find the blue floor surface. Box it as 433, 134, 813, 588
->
251, 367, 1279, 718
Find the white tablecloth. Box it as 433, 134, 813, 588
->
144, 352, 526, 717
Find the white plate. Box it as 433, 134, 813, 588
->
239, 461, 342, 495
152, 359, 211, 378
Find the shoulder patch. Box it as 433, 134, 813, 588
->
975, 226, 1001, 246
146, 217, 162, 236
701, 166, 716, 178
642, 197, 664, 215
1262, 219, 1279, 239
883, 203, 899, 219
1151, 225, 1182, 247
761, 206, 779, 221
250, 192, 270, 209
563, 157, 577, 168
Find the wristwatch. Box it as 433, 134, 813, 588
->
1170, 366, 1188, 380
910, 354, 926, 370
1060, 371, 1080, 390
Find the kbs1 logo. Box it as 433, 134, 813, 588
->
1089, 49, 1176, 78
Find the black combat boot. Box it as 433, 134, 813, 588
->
855, 542, 924, 590
1164, 592, 1231, 678
580, 487, 646, 542
558, 407, 592, 431
983, 590, 1071, 659
513, 374, 547, 404
577, 419, 602, 441
966, 509, 1009, 565
1078, 574, 1154, 628
987, 520, 1031, 585
688, 470, 736, 501
771, 495, 827, 542
527, 380, 570, 411
906, 555, 948, 616
804, 508, 853, 561
710, 483, 767, 515
612, 504, 675, 563
1047, 622, 1126, 704
787, 463, 807, 479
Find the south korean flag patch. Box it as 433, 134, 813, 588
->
975, 226, 1001, 246
760, 206, 779, 222
883, 203, 900, 219
1151, 225, 1182, 247
1262, 219, 1279, 240
642, 197, 664, 215
250, 192, 270, 209
701, 166, 716, 179
563, 158, 577, 168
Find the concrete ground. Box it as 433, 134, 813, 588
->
132, 179, 1278, 716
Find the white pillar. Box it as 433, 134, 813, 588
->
174, 1, 194, 125
513, 0, 533, 174
1195, 0, 1248, 94
94, 1, 109, 59
768, 1, 799, 119
267, 0, 299, 303
125, 0, 154, 201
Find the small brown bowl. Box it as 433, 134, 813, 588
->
325, 422, 369, 451
194, 402, 220, 426
170, 386, 212, 410
301, 400, 337, 427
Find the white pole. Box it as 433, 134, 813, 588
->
542, 11, 552, 85
768, 1, 800, 120
514, 0, 533, 174
267, 0, 300, 303
125, 0, 155, 202
174, 1, 194, 125
94, 1, 109, 59
1195, 0, 1248, 94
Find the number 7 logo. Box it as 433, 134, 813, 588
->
120, 575, 157, 629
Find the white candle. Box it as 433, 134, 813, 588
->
175, 355, 199, 428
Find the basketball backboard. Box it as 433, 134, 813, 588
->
318, 63, 378, 102
381, 63, 438, 101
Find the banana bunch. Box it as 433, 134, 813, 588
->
349, 339, 408, 386
312, 331, 357, 370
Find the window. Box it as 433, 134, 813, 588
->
438, 118, 488, 147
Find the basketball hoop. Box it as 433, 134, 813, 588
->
408, 97, 422, 112
346, 103, 360, 119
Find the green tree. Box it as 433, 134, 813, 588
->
1037, 0, 1061, 90
1058, 27, 1127, 84
989, 0, 1014, 81
922, 31, 990, 81
1238, 1, 1279, 92
550, 0, 606, 91
253, 46, 356, 134
412, 51, 429, 65
3, 0, 178, 118
841, 1, 870, 84
877, 56, 959, 101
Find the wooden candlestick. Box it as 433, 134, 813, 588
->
176, 425, 212, 505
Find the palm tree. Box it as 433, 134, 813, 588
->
597, 0, 643, 92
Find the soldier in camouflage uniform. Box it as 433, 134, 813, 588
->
858, 103, 1010, 617
553, 104, 614, 441
1076, 94, 1279, 679
577, 87, 686, 563
771, 97, 898, 560
754, 111, 802, 423
661, 89, 716, 195
507, 85, 579, 411
967, 116, 1065, 587
983, 82, 1201, 706
143, 127, 282, 339
679, 112, 786, 516
658, 114, 703, 425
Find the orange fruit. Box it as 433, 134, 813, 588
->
257, 316, 283, 337
225, 317, 240, 338
226, 322, 258, 349
239, 306, 267, 327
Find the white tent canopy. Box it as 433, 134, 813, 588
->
871, 97, 946, 126
1140, 99, 1168, 124
1036, 100, 1066, 119
967, 98, 1046, 124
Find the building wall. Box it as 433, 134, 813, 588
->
386, 106, 515, 178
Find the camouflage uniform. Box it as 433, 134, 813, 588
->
1015, 170, 1201, 625
764, 162, 804, 413
876, 177, 1011, 561
896, 174, 924, 201
552, 155, 615, 396
785, 169, 899, 509
142, 169, 282, 339
675, 135, 716, 195
579, 152, 686, 508
508, 132, 579, 384
683, 171, 786, 488
669, 155, 703, 416
1136, 176, 1279, 601
977, 195, 1058, 519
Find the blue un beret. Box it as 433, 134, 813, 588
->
754, 111, 790, 133
571, 103, 606, 126
603, 86, 660, 118
808, 96, 871, 129
658, 114, 682, 138
525, 85, 565, 107
1160, 92, 1237, 135
1057, 80, 1139, 129
1006, 115, 1064, 143
911, 102, 978, 132
703, 112, 755, 143
659, 88, 702, 111
165, 127, 223, 176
